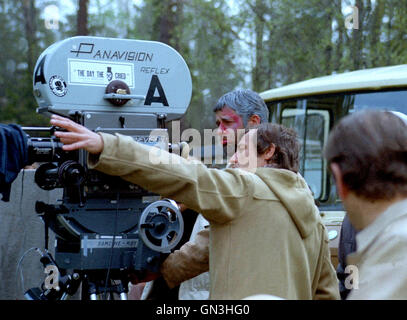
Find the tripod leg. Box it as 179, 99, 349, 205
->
82, 274, 99, 300
90, 293, 98, 300
89, 281, 99, 300
118, 278, 128, 300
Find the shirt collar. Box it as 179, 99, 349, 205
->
356, 198, 407, 254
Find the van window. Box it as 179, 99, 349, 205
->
349, 90, 407, 113
281, 108, 330, 200
267, 89, 407, 209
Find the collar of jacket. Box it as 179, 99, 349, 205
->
355, 198, 407, 254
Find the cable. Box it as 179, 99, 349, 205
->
19, 169, 25, 218
18, 170, 29, 254
15, 169, 41, 298
16, 247, 43, 298
103, 192, 120, 300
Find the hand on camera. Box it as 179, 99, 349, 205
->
129, 270, 161, 285
177, 203, 188, 212
50, 115, 104, 154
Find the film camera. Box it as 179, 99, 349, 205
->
23, 36, 192, 300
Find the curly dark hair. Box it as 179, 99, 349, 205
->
324, 110, 407, 201
252, 122, 300, 173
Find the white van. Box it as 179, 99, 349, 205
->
260, 64, 407, 266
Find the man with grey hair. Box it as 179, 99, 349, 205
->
214, 88, 269, 125
213, 89, 269, 153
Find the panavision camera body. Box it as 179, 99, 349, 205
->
24, 36, 192, 300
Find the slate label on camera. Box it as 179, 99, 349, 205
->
68, 58, 134, 87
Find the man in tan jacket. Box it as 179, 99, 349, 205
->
159, 88, 270, 299
50, 115, 340, 300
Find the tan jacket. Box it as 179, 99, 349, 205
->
169, 214, 210, 300
161, 221, 210, 290
347, 199, 407, 300
88, 133, 340, 300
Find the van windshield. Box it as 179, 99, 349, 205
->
268, 89, 407, 208
349, 90, 407, 113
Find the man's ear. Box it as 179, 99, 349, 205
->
247, 114, 261, 126
263, 144, 276, 161
330, 163, 349, 200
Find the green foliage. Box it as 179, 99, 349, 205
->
243, 0, 407, 89
128, 0, 244, 132
1, 0, 407, 128
1, 0, 45, 125
180, 0, 245, 132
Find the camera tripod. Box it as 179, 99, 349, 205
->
23, 196, 184, 301
23, 249, 133, 300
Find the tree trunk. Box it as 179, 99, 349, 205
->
352, 0, 364, 70
334, 0, 344, 72
385, 4, 394, 65
252, 0, 266, 92
22, 0, 37, 73
151, 0, 183, 50
77, 0, 89, 36
369, 0, 385, 67
324, 5, 333, 75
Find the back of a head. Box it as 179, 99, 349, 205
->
213, 89, 269, 125
256, 122, 300, 173
324, 110, 407, 201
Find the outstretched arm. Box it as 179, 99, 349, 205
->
50, 115, 253, 224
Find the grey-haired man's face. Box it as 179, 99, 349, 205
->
215, 106, 245, 147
